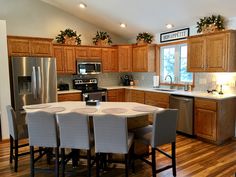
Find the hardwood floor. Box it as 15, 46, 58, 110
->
1, 135, 236, 177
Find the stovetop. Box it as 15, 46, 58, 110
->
73, 78, 107, 93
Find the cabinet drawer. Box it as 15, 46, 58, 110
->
58, 93, 81, 102
195, 98, 217, 111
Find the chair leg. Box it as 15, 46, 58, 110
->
125, 154, 129, 177
10, 136, 13, 164
30, 146, 34, 177
14, 139, 18, 172
172, 142, 176, 177
130, 143, 135, 173
87, 149, 91, 177
61, 148, 65, 177
151, 147, 156, 177
96, 153, 100, 177
55, 147, 59, 177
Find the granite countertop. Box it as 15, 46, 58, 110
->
57, 86, 236, 100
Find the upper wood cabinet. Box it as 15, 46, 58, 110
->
118, 45, 133, 72
102, 47, 118, 72
7, 36, 53, 57
187, 30, 236, 72
75, 46, 101, 60
132, 45, 156, 72
53, 45, 76, 74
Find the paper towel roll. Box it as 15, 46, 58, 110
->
153, 75, 159, 87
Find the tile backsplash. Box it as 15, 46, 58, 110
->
58, 72, 236, 94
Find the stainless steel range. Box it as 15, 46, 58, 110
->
73, 78, 107, 101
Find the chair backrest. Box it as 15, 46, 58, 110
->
26, 111, 59, 147
6, 105, 17, 139
152, 109, 178, 147
57, 112, 91, 149
93, 114, 128, 154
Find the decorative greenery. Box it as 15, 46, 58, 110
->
92, 31, 112, 45
196, 15, 225, 33
136, 32, 154, 44
55, 28, 81, 45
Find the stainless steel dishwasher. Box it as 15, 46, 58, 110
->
170, 95, 194, 136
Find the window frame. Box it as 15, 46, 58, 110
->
158, 41, 194, 86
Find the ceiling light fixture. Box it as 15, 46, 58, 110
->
79, 3, 87, 9
166, 24, 174, 29
120, 23, 127, 28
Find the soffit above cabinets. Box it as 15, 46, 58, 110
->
41, 0, 236, 40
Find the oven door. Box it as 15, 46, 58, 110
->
82, 91, 107, 101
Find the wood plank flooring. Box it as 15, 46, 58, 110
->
1, 135, 236, 177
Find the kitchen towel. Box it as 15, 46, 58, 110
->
153, 75, 159, 87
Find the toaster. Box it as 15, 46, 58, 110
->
58, 83, 69, 91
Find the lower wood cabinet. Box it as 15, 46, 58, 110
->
107, 89, 125, 102
125, 89, 145, 104
57, 93, 81, 102
145, 91, 170, 108
194, 98, 235, 144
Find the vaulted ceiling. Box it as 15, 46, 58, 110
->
41, 0, 236, 40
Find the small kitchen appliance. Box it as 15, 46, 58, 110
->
121, 75, 131, 86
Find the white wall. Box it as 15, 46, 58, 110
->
0, 0, 127, 44
0, 20, 11, 139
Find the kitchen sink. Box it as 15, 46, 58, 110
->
153, 88, 177, 92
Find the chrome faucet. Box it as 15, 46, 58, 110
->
165, 75, 174, 89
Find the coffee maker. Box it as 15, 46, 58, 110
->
121, 75, 131, 86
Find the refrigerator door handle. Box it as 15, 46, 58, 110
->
32, 66, 37, 99
37, 66, 42, 98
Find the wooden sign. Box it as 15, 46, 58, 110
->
160, 28, 189, 43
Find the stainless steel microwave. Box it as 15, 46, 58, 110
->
77, 61, 101, 74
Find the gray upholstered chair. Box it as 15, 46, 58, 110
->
6, 105, 29, 172
26, 111, 59, 177
93, 114, 134, 177
57, 112, 94, 177
134, 109, 178, 177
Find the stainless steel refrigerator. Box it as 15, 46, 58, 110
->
11, 57, 57, 122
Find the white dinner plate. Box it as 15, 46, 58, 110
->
42, 107, 65, 113
101, 108, 128, 114
24, 104, 51, 109
71, 107, 98, 114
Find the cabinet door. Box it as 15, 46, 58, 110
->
118, 46, 132, 72
53, 46, 65, 74
133, 46, 148, 72
145, 92, 169, 108
131, 90, 145, 104
187, 37, 205, 72
8, 38, 30, 56
88, 47, 102, 59
107, 89, 124, 102
102, 48, 118, 72
206, 33, 227, 71
30, 40, 52, 56
64, 47, 76, 74
75, 47, 88, 58
195, 108, 217, 141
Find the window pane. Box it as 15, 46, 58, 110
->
161, 47, 175, 83
180, 45, 193, 83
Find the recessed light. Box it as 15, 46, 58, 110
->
166, 24, 174, 29
79, 3, 87, 8
120, 23, 127, 28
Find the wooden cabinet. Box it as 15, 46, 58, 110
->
132, 45, 156, 72
107, 89, 125, 102
194, 98, 235, 144
75, 46, 101, 60
58, 93, 81, 102
7, 36, 53, 57
102, 47, 118, 72
187, 30, 236, 72
145, 91, 170, 108
125, 89, 145, 104
53, 45, 76, 74
118, 45, 132, 72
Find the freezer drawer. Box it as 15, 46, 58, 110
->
170, 95, 194, 135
